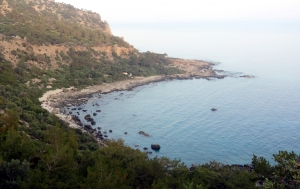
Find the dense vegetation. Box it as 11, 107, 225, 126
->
11, 47, 182, 89
45, 49, 182, 88
1, 0, 300, 188
0, 0, 183, 88
0, 0, 125, 46
0, 42, 299, 189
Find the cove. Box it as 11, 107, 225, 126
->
71, 73, 300, 166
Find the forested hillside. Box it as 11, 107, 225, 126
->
0, 0, 182, 88
1, 0, 114, 45
0, 0, 300, 188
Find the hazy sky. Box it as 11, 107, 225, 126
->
56, 0, 300, 59
57, 0, 300, 23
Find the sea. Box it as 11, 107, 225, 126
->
69, 21, 300, 166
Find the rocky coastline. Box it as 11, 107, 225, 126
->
38, 59, 226, 146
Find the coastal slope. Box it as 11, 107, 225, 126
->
0, 0, 297, 188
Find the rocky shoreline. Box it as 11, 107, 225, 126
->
39, 59, 226, 146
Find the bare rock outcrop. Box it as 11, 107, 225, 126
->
101, 21, 112, 35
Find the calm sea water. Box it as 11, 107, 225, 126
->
71, 24, 300, 166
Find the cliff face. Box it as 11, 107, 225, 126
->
102, 21, 112, 35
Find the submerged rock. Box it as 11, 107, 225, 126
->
138, 131, 151, 137
240, 75, 255, 78
215, 75, 226, 79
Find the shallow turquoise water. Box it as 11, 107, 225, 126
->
69, 28, 300, 166
72, 72, 300, 165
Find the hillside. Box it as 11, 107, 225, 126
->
0, 0, 189, 90
0, 0, 299, 188
0, 0, 127, 67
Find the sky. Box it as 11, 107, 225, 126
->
55, 0, 300, 59
56, 0, 300, 24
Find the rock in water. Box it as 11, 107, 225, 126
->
84, 114, 91, 120
239, 75, 255, 78
211, 108, 217, 111
138, 131, 150, 137
151, 144, 161, 151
